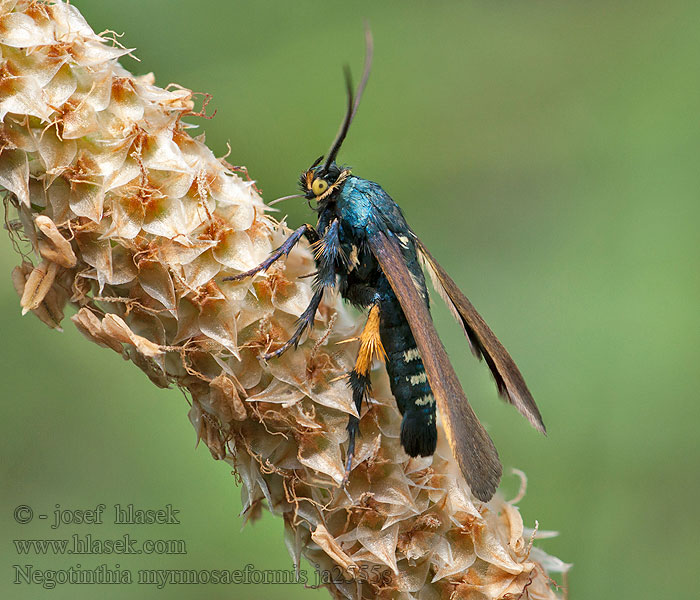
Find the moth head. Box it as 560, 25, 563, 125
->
299, 158, 345, 203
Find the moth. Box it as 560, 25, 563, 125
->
224, 34, 545, 501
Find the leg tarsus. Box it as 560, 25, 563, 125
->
343, 416, 360, 485
222, 223, 319, 282
263, 288, 324, 360
343, 369, 372, 483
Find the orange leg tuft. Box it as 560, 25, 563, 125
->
354, 304, 386, 376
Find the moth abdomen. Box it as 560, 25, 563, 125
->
380, 304, 437, 457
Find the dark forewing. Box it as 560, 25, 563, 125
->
368, 227, 502, 501
415, 238, 546, 434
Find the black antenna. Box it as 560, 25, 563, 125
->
322, 25, 374, 174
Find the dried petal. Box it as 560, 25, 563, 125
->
20, 260, 57, 314
0, 12, 54, 48
35, 215, 77, 267
198, 298, 238, 357
101, 314, 162, 358
12, 262, 63, 329
473, 521, 523, 575
311, 523, 357, 573
297, 431, 344, 483
356, 519, 400, 575
71, 308, 123, 354
0, 149, 29, 206
209, 372, 247, 422
138, 260, 175, 311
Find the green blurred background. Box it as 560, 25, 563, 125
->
2, 1, 699, 598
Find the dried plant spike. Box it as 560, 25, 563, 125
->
0, 2, 568, 598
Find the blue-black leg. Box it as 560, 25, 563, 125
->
311, 219, 342, 290
345, 370, 371, 480
222, 223, 319, 282
263, 288, 324, 360
259, 220, 341, 362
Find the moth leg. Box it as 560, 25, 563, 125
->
262, 221, 341, 360
345, 372, 371, 483
263, 288, 324, 361
344, 302, 386, 482
222, 223, 319, 282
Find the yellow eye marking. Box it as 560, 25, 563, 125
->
315, 169, 351, 201
312, 178, 329, 196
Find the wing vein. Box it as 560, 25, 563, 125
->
368, 227, 502, 501
415, 238, 546, 435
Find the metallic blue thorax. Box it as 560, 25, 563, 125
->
317, 175, 426, 291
